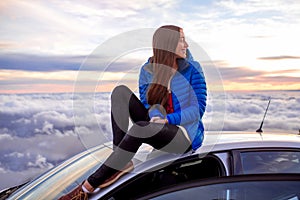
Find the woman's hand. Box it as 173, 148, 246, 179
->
150, 117, 168, 124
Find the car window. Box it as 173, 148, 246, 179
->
8, 145, 113, 200
145, 180, 300, 200
240, 151, 300, 174
101, 155, 225, 200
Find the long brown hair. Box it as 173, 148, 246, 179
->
147, 25, 181, 109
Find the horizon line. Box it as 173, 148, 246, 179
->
0, 89, 299, 95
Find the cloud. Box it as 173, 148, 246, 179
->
1, 151, 53, 171
218, 66, 264, 80
0, 0, 179, 55
257, 56, 300, 60
205, 91, 300, 132
0, 42, 18, 49
0, 54, 83, 71
0, 93, 113, 138
0, 53, 144, 72
0, 92, 115, 190
256, 76, 300, 83
0, 53, 143, 93
1, 0, 300, 93
237, 92, 299, 131
214, 0, 300, 20
216, 66, 300, 89
1, 91, 299, 190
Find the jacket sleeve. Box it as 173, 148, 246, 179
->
139, 66, 151, 109
167, 63, 207, 125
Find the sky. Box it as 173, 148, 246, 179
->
0, 0, 300, 93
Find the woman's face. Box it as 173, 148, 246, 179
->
175, 29, 189, 58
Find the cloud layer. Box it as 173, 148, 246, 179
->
0, 91, 299, 190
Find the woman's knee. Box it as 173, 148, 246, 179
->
112, 85, 129, 96
111, 85, 132, 102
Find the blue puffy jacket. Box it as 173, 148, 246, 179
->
139, 50, 207, 150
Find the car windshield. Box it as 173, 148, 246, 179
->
240, 151, 300, 174
146, 179, 300, 200
8, 144, 113, 200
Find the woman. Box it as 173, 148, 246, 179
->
59, 25, 207, 200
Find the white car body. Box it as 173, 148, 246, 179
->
7, 131, 300, 200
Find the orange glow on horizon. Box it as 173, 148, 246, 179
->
1, 82, 299, 94
222, 82, 300, 91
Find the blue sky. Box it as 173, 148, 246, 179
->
0, 0, 300, 93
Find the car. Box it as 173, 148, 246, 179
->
5, 131, 300, 200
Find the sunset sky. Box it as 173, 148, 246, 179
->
0, 0, 300, 93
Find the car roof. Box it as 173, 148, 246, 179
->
199, 131, 300, 153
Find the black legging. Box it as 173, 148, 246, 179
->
87, 85, 191, 188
